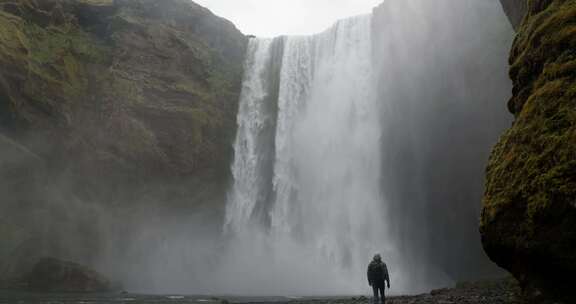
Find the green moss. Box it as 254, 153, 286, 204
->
0, 0, 246, 185
482, 0, 576, 238
0, 4, 115, 121
111, 75, 143, 105
78, 0, 114, 6
508, 0, 576, 113
0, 14, 28, 61
24, 23, 110, 66
172, 81, 211, 101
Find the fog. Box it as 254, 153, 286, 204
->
194, 0, 383, 37
0, 0, 514, 297
212, 0, 513, 295
372, 0, 514, 284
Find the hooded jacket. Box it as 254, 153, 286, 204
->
367, 259, 390, 287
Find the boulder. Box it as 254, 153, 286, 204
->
23, 258, 114, 292
481, 0, 576, 302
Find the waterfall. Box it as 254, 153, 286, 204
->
225, 38, 276, 232
223, 0, 513, 296
224, 15, 399, 295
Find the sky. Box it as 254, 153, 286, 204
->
194, 0, 384, 37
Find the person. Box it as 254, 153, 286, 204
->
367, 254, 390, 304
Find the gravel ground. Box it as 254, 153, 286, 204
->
0, 278, 521, 304
288, 278, 521, 304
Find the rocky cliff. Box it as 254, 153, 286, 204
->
482, 0, 576, 302
0, 0, 246, 188
499, 0, 527, 30
0, 0, 247, 285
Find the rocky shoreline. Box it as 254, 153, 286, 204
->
0, 278, 522, 304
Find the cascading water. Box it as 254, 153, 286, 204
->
222, 0, 513, 297
224, 15, 406, 295
0, 0, 515, 296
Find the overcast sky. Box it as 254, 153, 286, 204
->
194, 0, 384, 37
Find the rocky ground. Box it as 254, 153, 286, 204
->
0, 278, 522, 304
290, 278, 521, 304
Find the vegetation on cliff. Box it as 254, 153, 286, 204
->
0, 0, 246, 181
0, 0, 247, 286
482, 0, 576, 302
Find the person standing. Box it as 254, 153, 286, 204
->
367, 254, 390, 304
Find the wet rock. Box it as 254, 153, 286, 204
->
430, 288, 449, 296
283, 279, 521, 304
481, 0, 576, 303
499, 0, 527, 30
0, 0, 247, 202
0, 0, 247, 282
23, 258, 114, 292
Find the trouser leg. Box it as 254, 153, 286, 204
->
372, 285, 379, 304
379, 286, 385, 304
373, 285, 384, 304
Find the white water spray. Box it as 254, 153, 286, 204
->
220, 0, 513, 296
224, 15, 403, 295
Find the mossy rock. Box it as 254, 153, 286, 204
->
481, 0, 576, 302
0, 0, 247, 285
0, 0, 247, 191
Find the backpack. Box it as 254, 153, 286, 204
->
368, 261, 385, 282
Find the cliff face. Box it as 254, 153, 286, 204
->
482, 0, 576, 302
0, 0, 246, 185
499, 0, 527, 29
0, 0, 246, 283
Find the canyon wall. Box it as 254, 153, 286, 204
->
483, 0, 576, 302
499, 0, 528, 29
0, 0, 247, 285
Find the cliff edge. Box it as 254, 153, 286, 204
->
499, 0, 528, 30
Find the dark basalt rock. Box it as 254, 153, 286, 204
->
499, 0, 527, 30
0, 0, 247, 286
24, 258, 114, 292
482, 0, 576, 303
0, 0, 247, 184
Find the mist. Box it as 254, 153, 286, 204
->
372, 0, 514, 284
209, 0, 514, 296
0, 0, 513, 297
